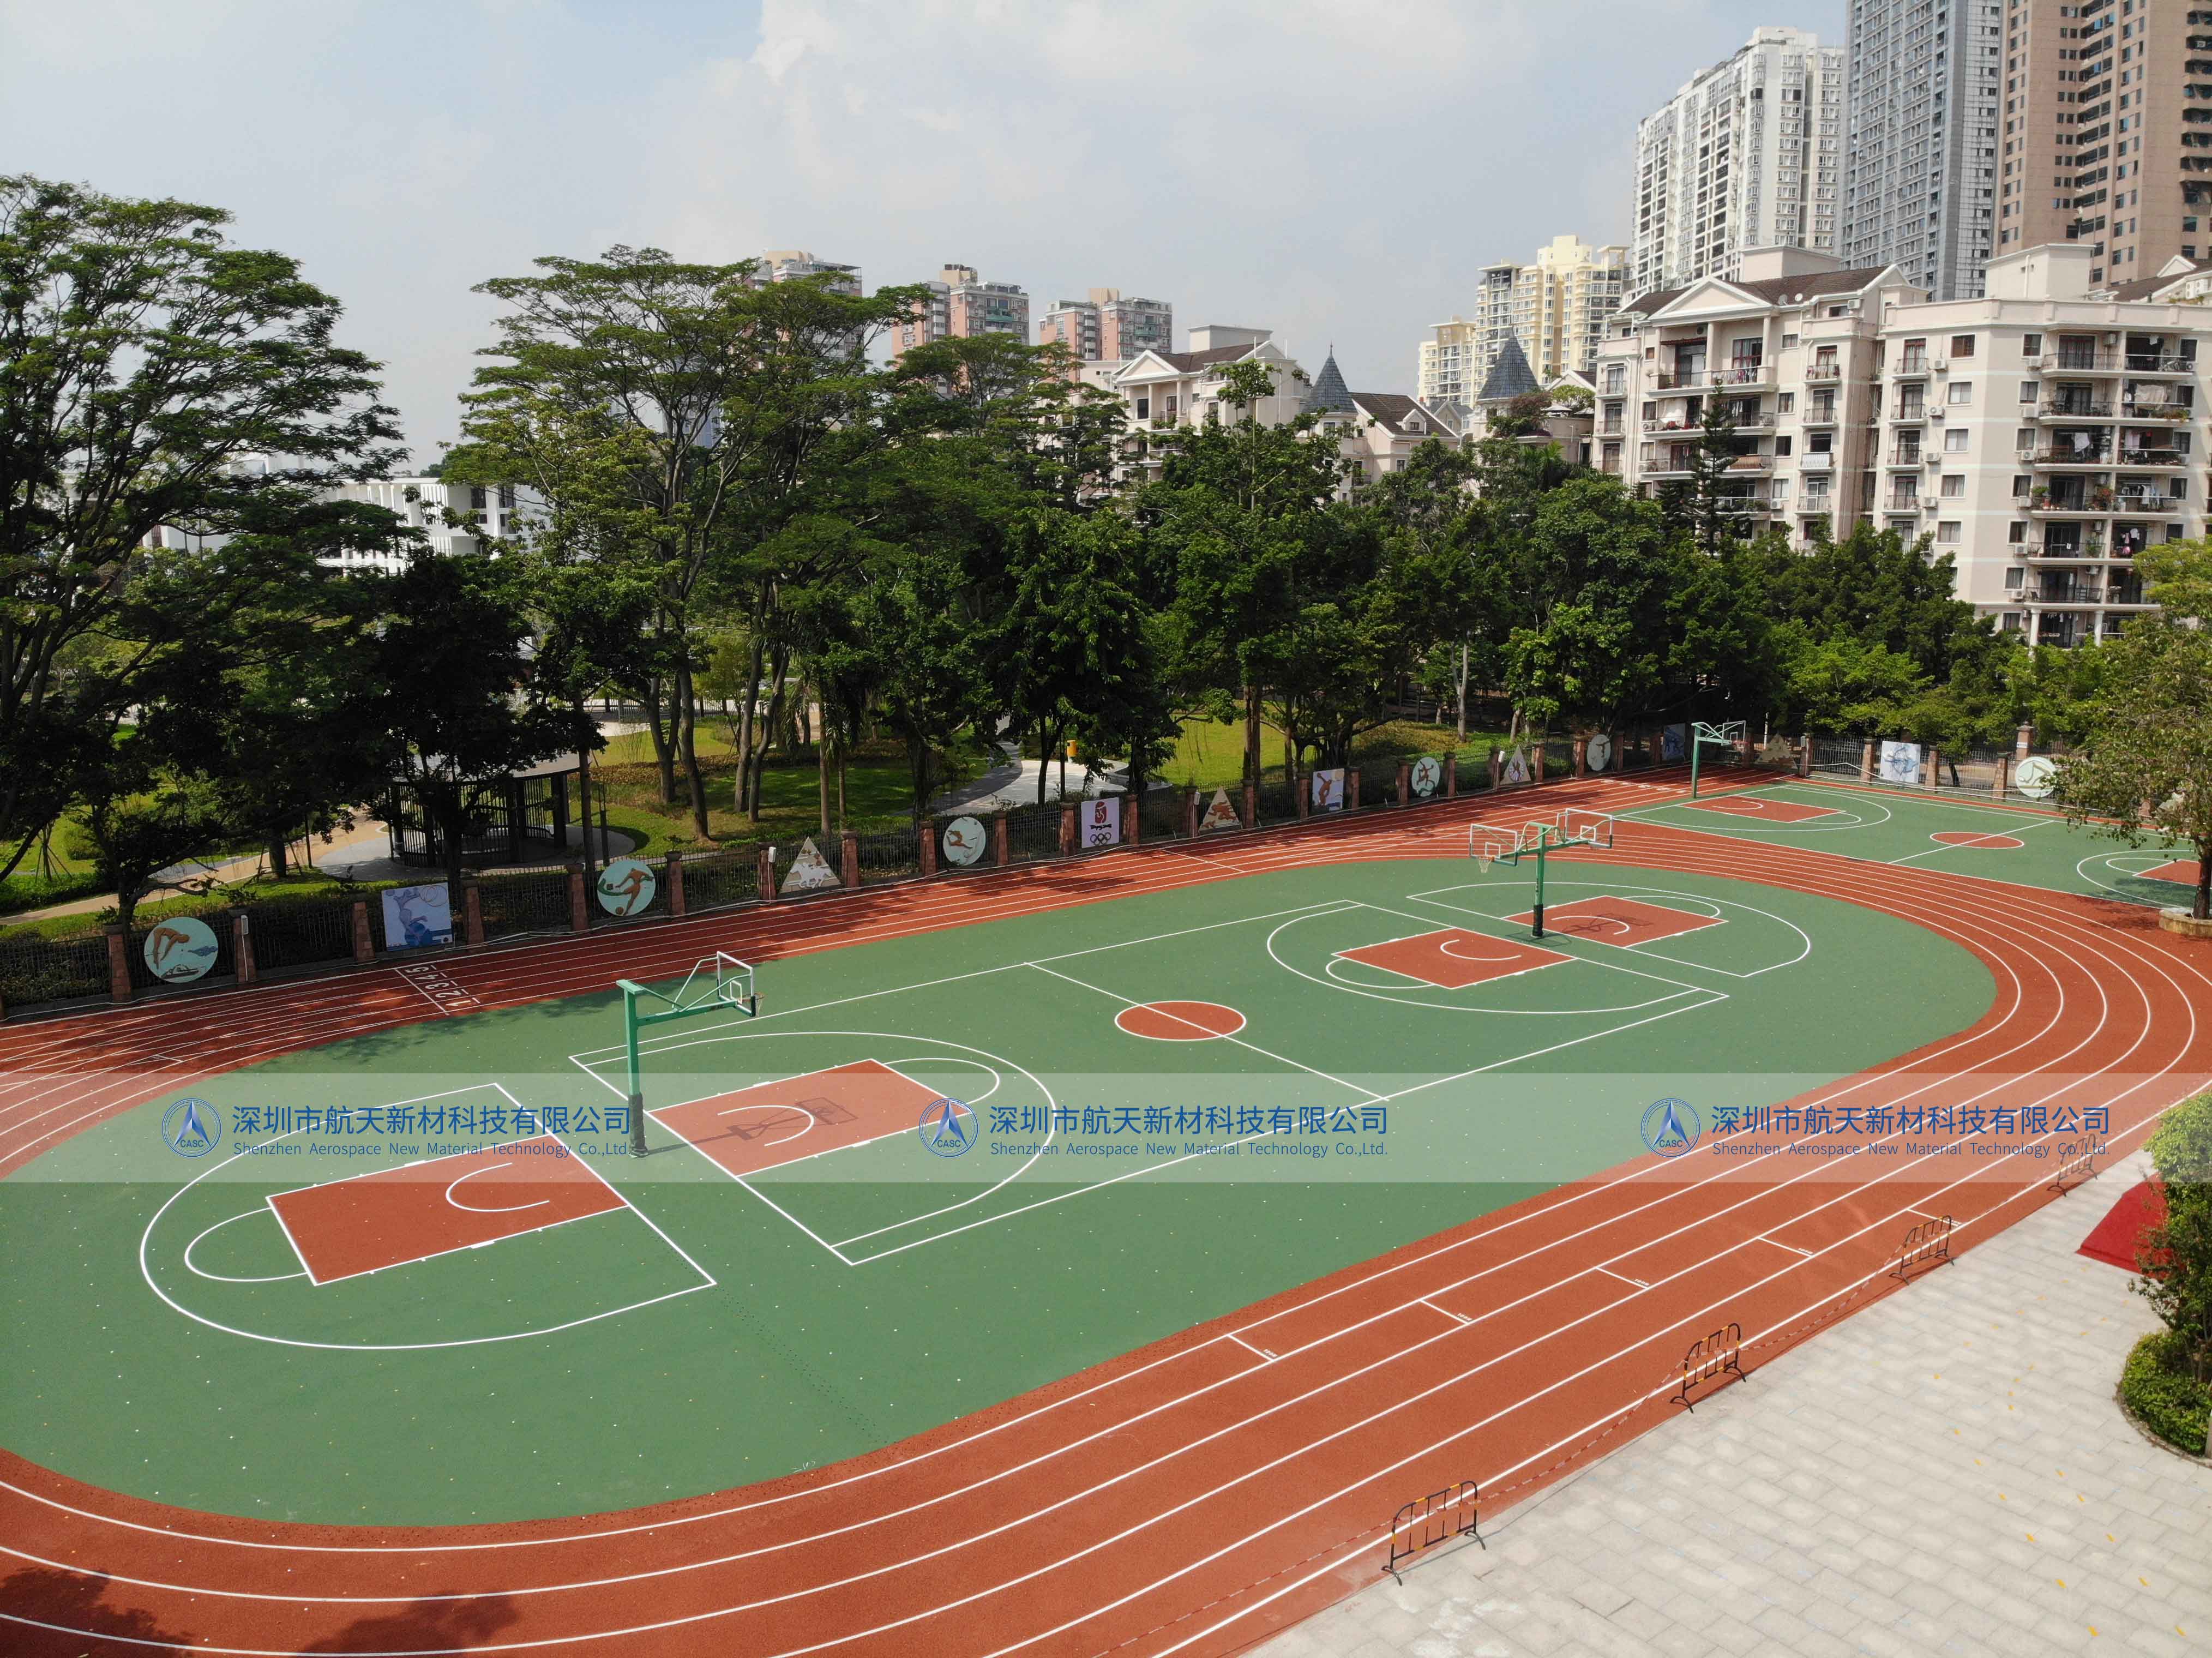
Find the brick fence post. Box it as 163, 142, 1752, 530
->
1397, 762, 1411, 806
231, 909, 256, 986
920, 821, 939, 877
993, 816, 1009, 867
1126, 793, 1141, 848
105, 923, 134, 1004
1925, 747, 1941, 790
1859, 738, 1876, 783
841, 831, 860, 888
1059, 805, 1077, 855
1296, 774, 1309, 817
1798, 733, 1811, 778
1573, 737, 1588, 779
666, 851, 686, 917
1243, 781, 1257, 830
1445, 753, 1458, 798
2016, 722, 2034, 759
1185, 789, 1200, 838
566, 863, 589, 933
462, 880, 486, 948
758, 845, 779, 900
1348, 768, 1361, 811
351, 899, 375, 963
1490, 749, 1503, 790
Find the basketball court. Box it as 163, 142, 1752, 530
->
3, 777, 2201, 1658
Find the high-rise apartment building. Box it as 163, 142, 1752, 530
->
1632, 27, 1848, 293
1994, 0, 2212, 284
1416, 236, 1628, 414
1037, 288, 1173, 364
758, 250, 861, 293
890, 264, 1031, 356
1841, 1, 2003, 299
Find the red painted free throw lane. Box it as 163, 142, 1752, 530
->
1337, 928, 1568, 988
266, 1132, 625, 1284
3, 766, 2210, 1658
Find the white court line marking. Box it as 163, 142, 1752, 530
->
1225, 1334, 1275, 1361
182, 1210, 306, 1284
1595, 1266, 1648, 1288
1026, 962, 1385, 1103
1891, 816, 2061, 864
444, 1160, 546, 1214
1406, 880, 1814, 982
144, 1086, 710, 1342
1757, 1236, 1814, 1258
1420, 1297, 1471, 1326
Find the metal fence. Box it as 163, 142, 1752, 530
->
682, 851, 758, 913
477, 868, 572, 940
244, 899, 357, 974
0, 933, 111, 1008
1002, 804, 1065, 865
853, 826, 921, 882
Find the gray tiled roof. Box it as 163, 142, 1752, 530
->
1305, 352, 1356, 413
1476, 336, 1541, 402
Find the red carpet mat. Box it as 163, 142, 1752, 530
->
2078, 1179, 2166, 1272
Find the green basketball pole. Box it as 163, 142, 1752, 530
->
1531, 838, 1547, 938
1690, 735, 1703, 800
619, 980, 651, 1156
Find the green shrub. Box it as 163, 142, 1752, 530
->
2120, 1331, 2210, 1456
2139, 1091, 2212, 1385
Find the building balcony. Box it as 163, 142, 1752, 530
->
2023, 540, 2109, 562
1890, 406, 1930, 424
2024, 498, 2107, 516
1707, 364, 1774, 388
2040, 351, 2121, 374
2113, 488, 2185, 513
1804, 363, 1845, 382
1642, 463, 1696, 480
1886, 449, 1926, 468
2037, 399, 2115, 421
2122, 353, 2195, 376
1891, 356, 1932, 379
2118, 400, 2193, 422
2116, 447, 2190, 468
1799, 451, 1834, 471
2029, 447, 2114, 467
1801, 404, 1841, 428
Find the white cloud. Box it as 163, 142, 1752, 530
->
1, 0, 1844, 453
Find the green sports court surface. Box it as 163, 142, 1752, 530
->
1, 851, 1997, 1527
1625, 774, 2202, 908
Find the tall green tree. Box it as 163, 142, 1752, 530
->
452, 249, 916, 834
2057, 617, 2212, 918
371, 551, 573, 892
0, 174, 400, 859
1145, 361, 1345, 789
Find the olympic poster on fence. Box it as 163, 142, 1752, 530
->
1309, 767, 1345, 813
1878, 740, 1923, 786
381, 883, 454, 950
1501, 748, 1530, 786
1662, 724, 1686, 763
1584, 733, 1613, 773
1410, 755, 1442, 798
1198, 788, 1241, 832
782, 837, 841, 893
1080, 796, 1121, 848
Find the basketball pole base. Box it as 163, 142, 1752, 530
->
629, 1091, 648, 1157
1532, 903, 1544, 940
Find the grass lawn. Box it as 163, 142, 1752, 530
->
1161, 717, 1511, 790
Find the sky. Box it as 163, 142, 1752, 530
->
3, 0, 1845, 461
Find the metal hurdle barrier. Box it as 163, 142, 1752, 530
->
1383, 1479, 1483, 1579
1671, 1321, 1747, 1411
1890, 1214, 1954, 1283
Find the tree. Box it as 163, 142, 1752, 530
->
2057, 618, 2212, 918
1146, 361, 1344, 789
370, 551, 574, 892
452, 249, 916, 834
1502, 477, 1681, 736
0, 175, 400, 857
2139, 1091, 2212, 1385
65, 738, 233, 931
1658, 400, 1750, 555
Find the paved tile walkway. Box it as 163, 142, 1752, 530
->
1259, 1154, 2210, 1657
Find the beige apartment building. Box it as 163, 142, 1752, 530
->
1996, 0, 2212, 285
1417, 235, 1628, 416
890, 263, 1030, 357
1105, 326, 1310, 485
1636, 27, 1848, 293
1038, 289, 1173, 366
1596, 247, 1916, 546
1867, 242, 2205, 646
1598, 241, 2210, 646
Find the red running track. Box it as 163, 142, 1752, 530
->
3, 771, 2209, 1658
